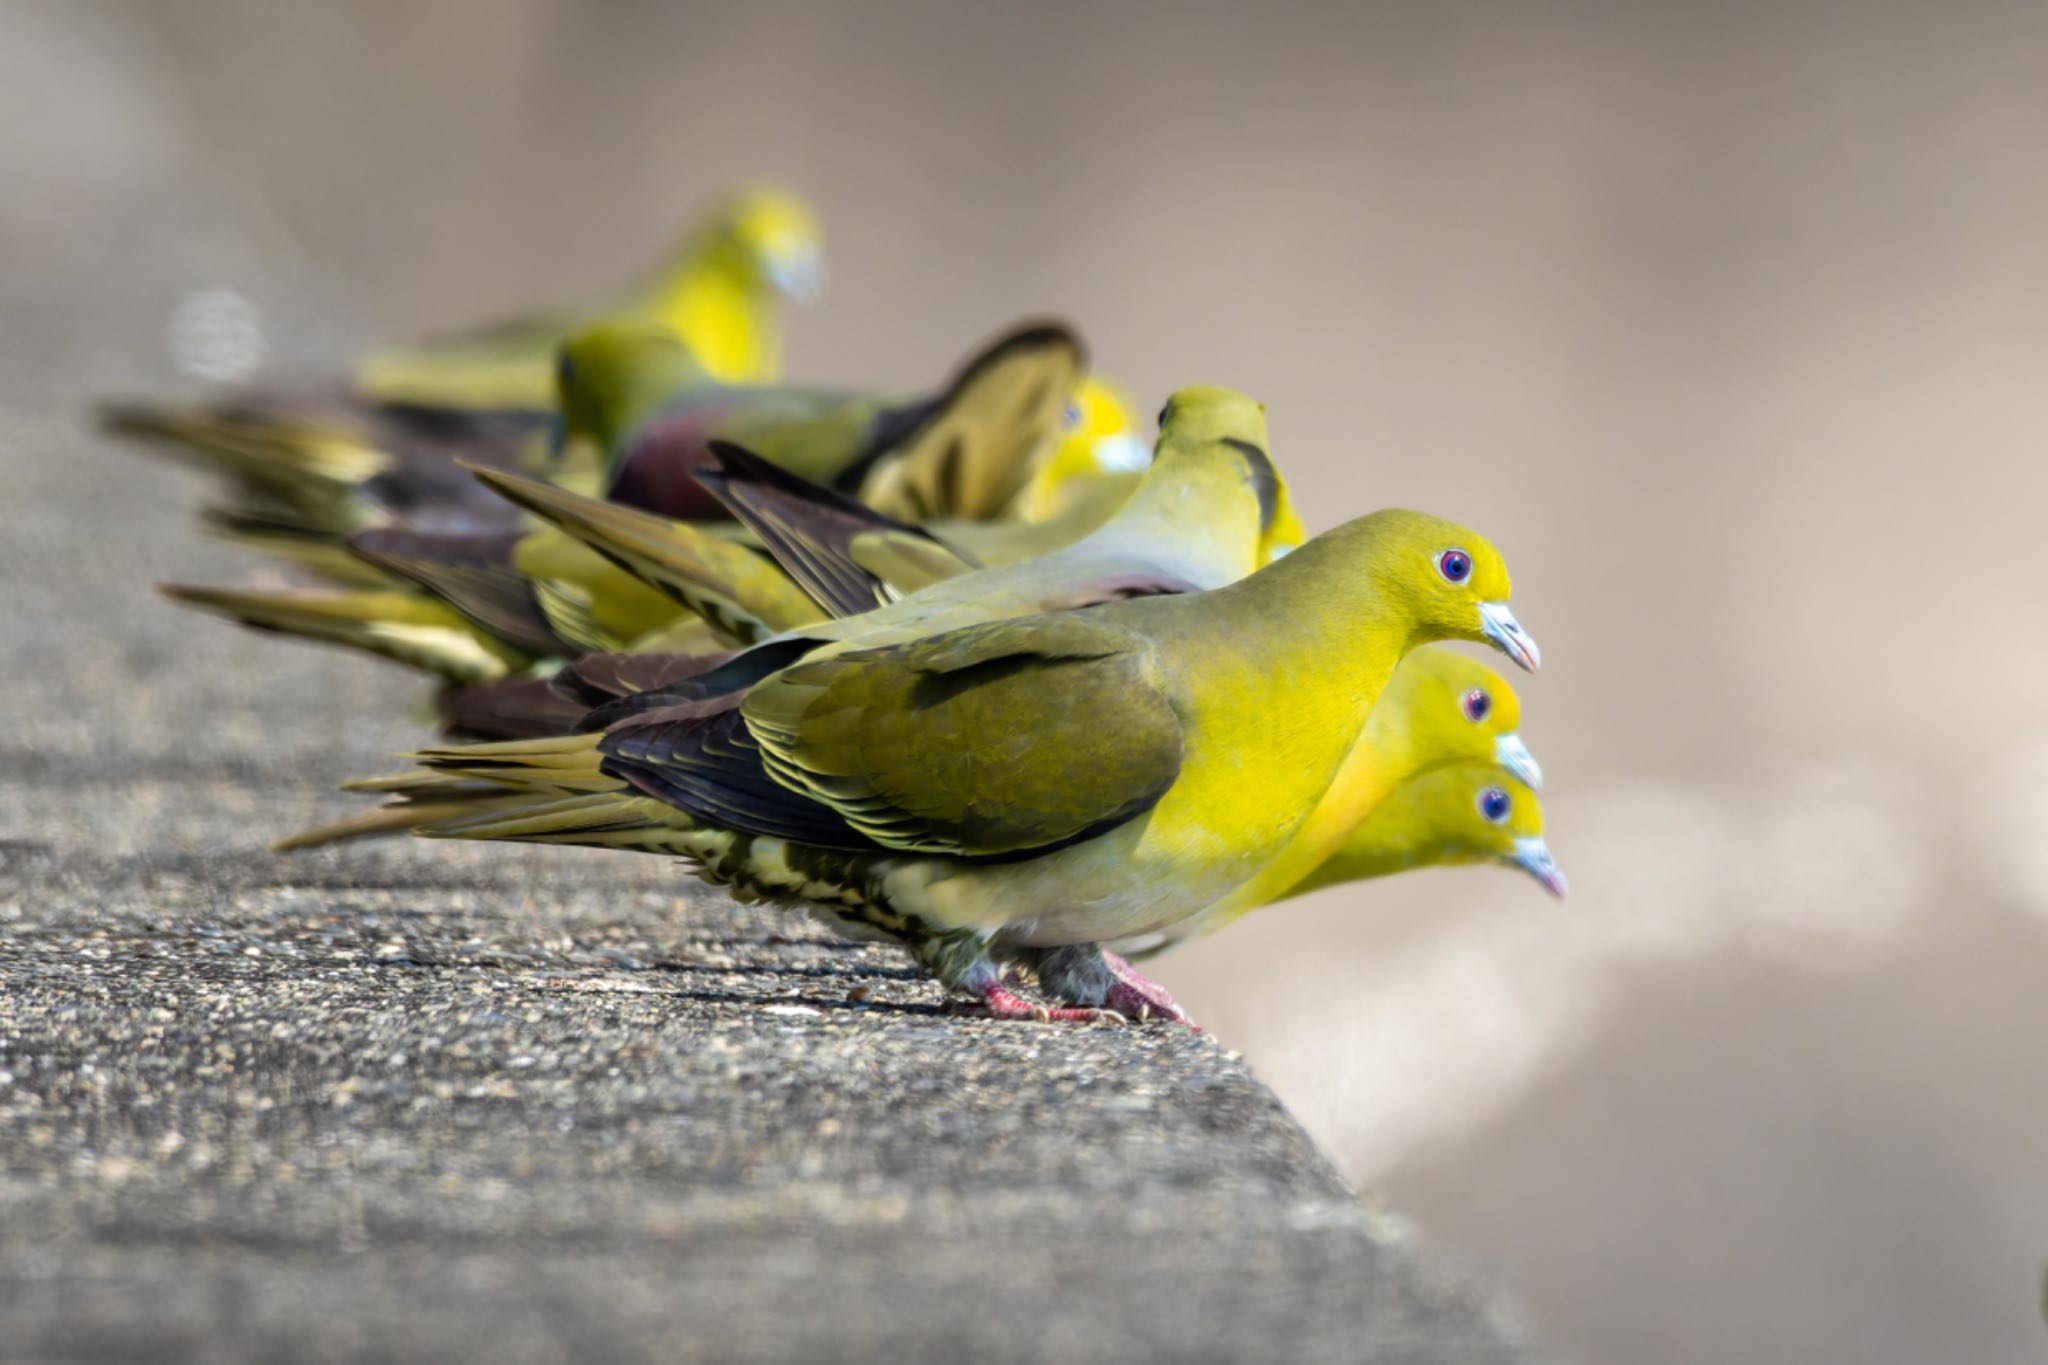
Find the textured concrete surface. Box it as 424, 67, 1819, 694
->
0, 827, 1540, 1364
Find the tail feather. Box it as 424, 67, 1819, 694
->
293, 741, 686, 853
196, 505, 392, 585
341, 770, 505, 796
101, 391, 548, 534
419, 790, 696, 853
159, 583, 524, 684
409, 731, 616, 792
100, 400, 393, 508
512, 529, 703, 646
272, 793, 535, 852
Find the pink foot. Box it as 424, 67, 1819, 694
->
971, 982, 1128, 1026
1100, 952, 1199, 1030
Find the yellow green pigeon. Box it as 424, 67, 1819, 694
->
356, 184, 823, 406
96, 189, 823, 541
281, 653, 1547, 921
386, 476, 1537, 1024
255, 382, 1293, 718
241, 382, 1295, 824
146, 318, 1102, 693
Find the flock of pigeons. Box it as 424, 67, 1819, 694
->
102, 186, 1564, 1027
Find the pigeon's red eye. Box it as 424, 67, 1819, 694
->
1461, 688, 1492, 723
1437, 549, 1472, 583
1478, 787, 1512, 823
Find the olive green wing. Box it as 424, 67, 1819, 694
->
467, 464, 824, 643
741, 612, 1181, 857
852, 322, 1085, 523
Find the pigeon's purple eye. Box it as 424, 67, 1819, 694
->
1478, 787, 1512, 824
1461, 688, 1492, 723
1437, 548, 1472, 584
1063, 402, 1083, 430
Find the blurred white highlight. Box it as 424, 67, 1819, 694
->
1091, 432, 1155, 474
169, 288, 265, 382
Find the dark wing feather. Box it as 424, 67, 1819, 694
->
695, 440, 975, 617
348, 526, 567, 656
574, 637, 819, 731
600, 708, 877, 849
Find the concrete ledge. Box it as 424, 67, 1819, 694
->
0, 780, 1543, 1364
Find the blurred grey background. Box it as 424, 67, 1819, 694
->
3, 1, 2045, 1361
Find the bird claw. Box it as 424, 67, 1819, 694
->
972, 983, 1130, 1026
1099, 951, 1199, 1030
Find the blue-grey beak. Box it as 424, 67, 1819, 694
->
766, 247, 825, 303
1477, 601, 1540, 672
1494, 733, 1543, 791
1089, 431, 1154, 475
1508, 835, 1567, 898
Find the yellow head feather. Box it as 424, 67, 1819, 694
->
1267, 508, 1536, 673
1359, 646, 1539, 791
1014, 376, 1304, 566
1013, 375, 1146, 519
1287, 761, 1562, 900
643, 186, 824, 380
